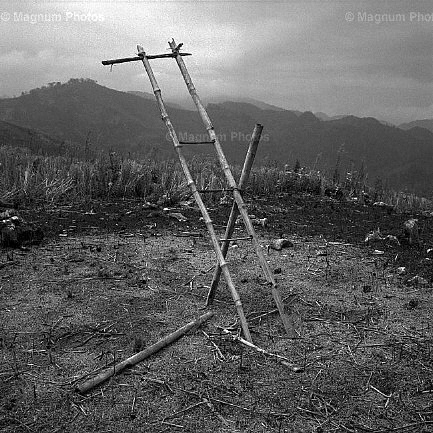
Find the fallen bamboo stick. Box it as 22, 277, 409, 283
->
76, 311, 214, 394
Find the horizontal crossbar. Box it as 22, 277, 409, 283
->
178, 140, 215, 145
219, 236, 252, 242
197, 188, 237, 193
102, 52, 191, 66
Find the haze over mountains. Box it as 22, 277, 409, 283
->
0, 79, 432, 197
399, 119, 433, 134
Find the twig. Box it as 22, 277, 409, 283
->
183, 265, 215, 286
369, 384, 392, 399
296, 405, 325, 418
222, 329, 303, 372
161, 421, 184, 429
367, 421, 433, 433
149, 378, 294, 418
202, 330, 226, 361
202, 395, 236, 429
248, 294, 299, 323
162, 401, 205, 421
0, 416, 34, 432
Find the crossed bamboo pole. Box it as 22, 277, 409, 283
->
167, 39, 295, 338
137, 45, 252, 343
102, 41, 295, 340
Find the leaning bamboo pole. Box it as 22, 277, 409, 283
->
137, 45, 252, 343
76, 312, 214, 394
168, 39, 295, 337
207, 124, 262, 305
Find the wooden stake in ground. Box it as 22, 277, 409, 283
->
207, 124, 262, 305
76, 312, 214, 394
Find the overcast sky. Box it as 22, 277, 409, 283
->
0, 0, 432, 124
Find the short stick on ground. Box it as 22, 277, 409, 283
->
76, 311, 214, 394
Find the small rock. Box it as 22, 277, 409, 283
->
0, 211, 43, 248
365, 228, 382, 243
403, 218, 419, 245
251, 217, 268, 228
274, 267, 282, 274
372, 250, 384, 255
316, 250, 328, 257
397, 267, 407, 275
373, 202, 394, 214
267, 238, 294, 253
407, 275, 429, 287
219, 195, 231, 205
168, 212, 188, 222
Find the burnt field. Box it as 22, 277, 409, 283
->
1, 193, 433, 432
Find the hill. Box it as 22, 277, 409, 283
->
314, 112, 347, 121
0, 119, 84, 156
127, 91, 185, 110
0, 79, 432, 196
399, 119, 433, 133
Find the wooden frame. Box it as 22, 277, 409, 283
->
101, 41, 295, 341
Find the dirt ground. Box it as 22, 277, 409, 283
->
1, 194, 433, 432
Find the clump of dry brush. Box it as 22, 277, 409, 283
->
0, 145, 431, 213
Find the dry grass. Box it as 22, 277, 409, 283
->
1, 146, 431, 214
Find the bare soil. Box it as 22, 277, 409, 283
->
1, 194, 432, 432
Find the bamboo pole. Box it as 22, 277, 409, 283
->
76, 312, 214, 394
207, 124, 262, 305
168, 39, 295, 338
102, 52, 191, 66
137, 45, 252, 343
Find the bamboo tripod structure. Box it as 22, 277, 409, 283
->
102, 40, 295, 342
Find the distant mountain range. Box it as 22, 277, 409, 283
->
399, 119, 433, 133
127, 91, 185, 111
0, 79, 432, 197
314, 112, 348, 122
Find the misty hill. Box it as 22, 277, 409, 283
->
399, 119, 433, 133
206, 96, 295, 113
0, 119, 84, 157
316, 112, 394, 127
164, 94, 302, 115
0, 79, 432, 196
127, 91, 185, 110
0, 79, 203, 159
314, 112, 347, 122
